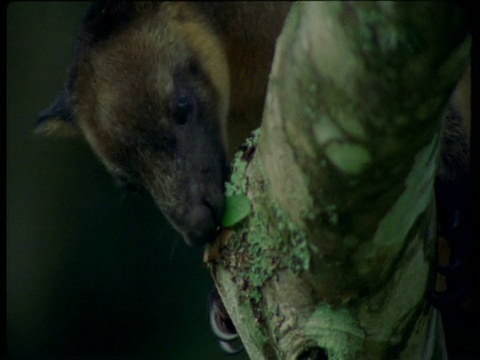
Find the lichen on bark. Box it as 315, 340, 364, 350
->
205, 2, 470, 359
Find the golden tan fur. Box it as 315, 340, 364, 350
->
37, 2, 470, 251
73, 3, 232, 174
37, 2, 292, 245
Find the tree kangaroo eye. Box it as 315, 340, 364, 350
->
175, 91, 195, 125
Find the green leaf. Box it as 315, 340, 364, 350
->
222, 194, 251, 227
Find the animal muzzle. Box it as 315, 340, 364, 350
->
155, 173, 225, 246
183, 189, 225, 246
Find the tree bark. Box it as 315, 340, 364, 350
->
205, 2, 471, 359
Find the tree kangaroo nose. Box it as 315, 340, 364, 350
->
204, 191, 225, 227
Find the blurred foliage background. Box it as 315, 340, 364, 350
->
7, 3, 248, 359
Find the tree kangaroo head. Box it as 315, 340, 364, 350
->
37, 3, 230, 246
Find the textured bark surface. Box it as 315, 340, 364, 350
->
205, 2, 470, 359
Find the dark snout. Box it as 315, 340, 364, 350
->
183, 189, 225, 246
180, 133, 229, 246
155, 116, 229, 246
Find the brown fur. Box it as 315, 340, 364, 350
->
37, 2, 470, 251
37, 4, 473, 353
37, 2, 292, 245
430, 60, 473, 359
438, 63, 471, 184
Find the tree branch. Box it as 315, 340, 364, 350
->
206, 2, 470, 359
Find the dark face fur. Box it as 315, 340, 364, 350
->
37, 3, 230, 246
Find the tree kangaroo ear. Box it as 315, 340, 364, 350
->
36, 89, 78, 137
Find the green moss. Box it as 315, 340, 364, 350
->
225, 128, 261, 197
225, 195, 311, 306
305, 304, 365, 359
325, 204, 339, 225
222, 128, 312, 304
304, 105, 316, 118
225, 152, 248, 197
313, 114, 345, 145
325, 142, 371, 175
335, 104, 367, 140
245, 127, 262, 148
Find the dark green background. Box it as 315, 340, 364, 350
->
7, 3, 248, 359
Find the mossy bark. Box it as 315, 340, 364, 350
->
205, 2, 470, 359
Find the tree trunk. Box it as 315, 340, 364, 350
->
205, 2, 471, 359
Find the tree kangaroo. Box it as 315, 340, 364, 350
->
37, 2, 292, 246
37, 2, 472, 356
